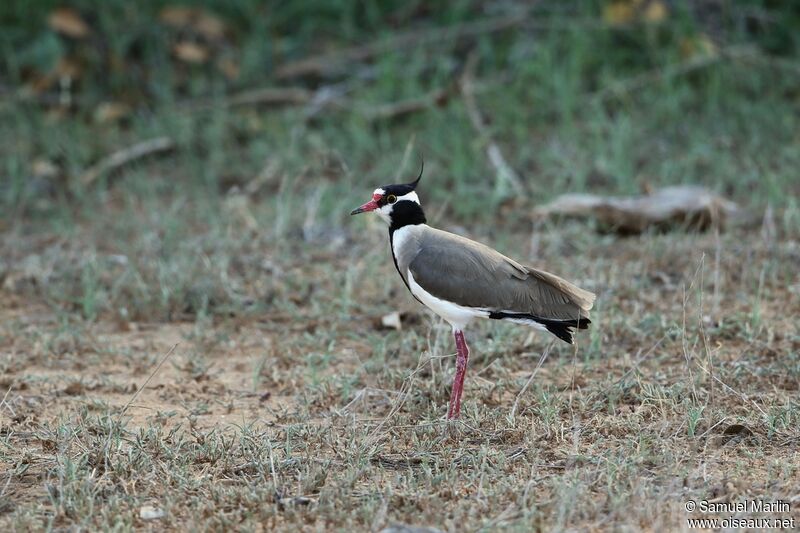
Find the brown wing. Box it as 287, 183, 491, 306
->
408, 228, 594, 320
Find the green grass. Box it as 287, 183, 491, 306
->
1, 1, 800, 531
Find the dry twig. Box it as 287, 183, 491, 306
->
244, 158, 281, 197
725, 45, 800, 76
587, 45, 767, 105
120, 343, 179, 416
460, 52, 525, 195
393, 135, 417, 183
81, 136, 175, 185
275, 13, 529, 79
224, 87, 313, 108
589, 53, 723, 103
362, 86, 453, 122
186, 87, 314, 113
510, 342, 553, 422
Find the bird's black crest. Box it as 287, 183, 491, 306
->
408, 157, 423, 189
381, 157, 423, 196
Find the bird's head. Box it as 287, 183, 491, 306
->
350, 161, 426, 228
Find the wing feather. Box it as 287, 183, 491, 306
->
408, 228, 594, 320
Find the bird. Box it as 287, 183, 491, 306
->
350, 163, 596, 419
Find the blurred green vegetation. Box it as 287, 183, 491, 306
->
1, 1, 798, 321
2, 1, 799, 218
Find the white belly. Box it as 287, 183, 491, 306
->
406, 270, 487, 331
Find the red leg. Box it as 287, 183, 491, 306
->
447, 330, 470, 419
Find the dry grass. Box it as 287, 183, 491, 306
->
2, 2, 799, 529
1, 219, 798, 531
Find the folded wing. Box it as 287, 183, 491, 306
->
408, 227, 594, 321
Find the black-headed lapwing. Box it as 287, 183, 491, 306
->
351, 166, 595, 419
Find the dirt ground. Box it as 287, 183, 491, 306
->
1, 222, 799, 531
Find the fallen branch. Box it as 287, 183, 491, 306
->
207, 87, 314, 111
361, 86, 452, 122
460, 52, 525, 195
534, 186, 742, 234
587, 45, 762, 104
81, 136, 175, 185
181, 67, 462, 122
723, 45, 800, 77
275, 13, 529, 79
226, 86, 314, 107
199, 81, 453, 123
589, 53, 722, 103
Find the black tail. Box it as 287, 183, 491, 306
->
538, 317, 591, 344
488, 312, 590, 345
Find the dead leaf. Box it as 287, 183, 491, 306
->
94, 101, 131, 124
173, 41, 209, 64
159, 6, 195, 26
643, 1, 668, 23
39, 438, 58, 452
534, 186, 741, 234
28, 57, 83, 94
603, 0, 640, 26
139, 505, 165, 520
216, 57, 240, 80
160, 6, 226, 41
716, 423, 755, 447
603, 0, 667, 26
380, 311, 402, 331
54, 57, 83, 79
722, 424, 753, 438
63, 381, 84, 396
32, 159, 59, 179
193, 11, 226, 41
680, 34, 717, 60
48, 7, 90, 39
